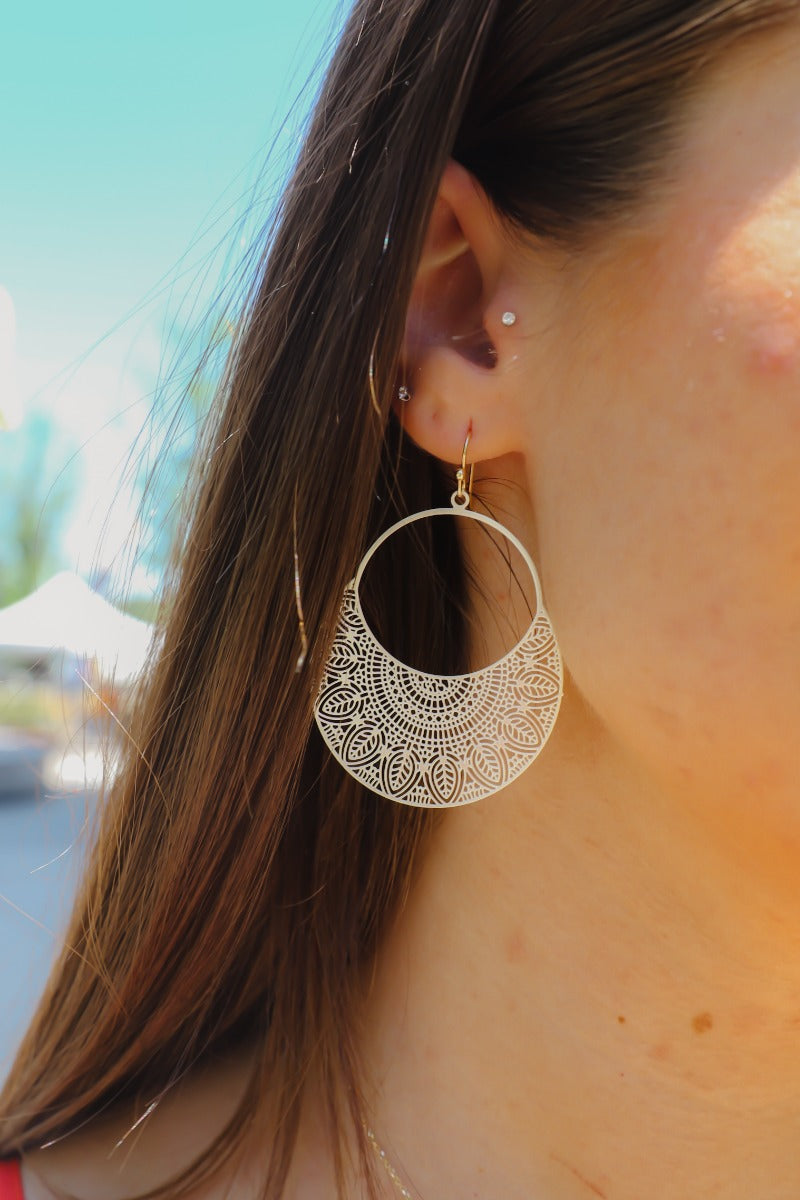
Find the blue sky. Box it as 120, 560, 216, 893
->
0, 1, 344, 588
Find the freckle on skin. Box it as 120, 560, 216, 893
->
693, 1012, 714, 1034
505, 929, 526, 964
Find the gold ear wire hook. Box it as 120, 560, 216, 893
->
455, 425, 474, 505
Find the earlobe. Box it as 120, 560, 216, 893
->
397, 160, 525, 465
399, 344, 516, 465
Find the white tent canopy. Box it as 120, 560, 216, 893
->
0, 572, 153, 683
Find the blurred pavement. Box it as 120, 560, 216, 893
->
0, 778, 93, 1084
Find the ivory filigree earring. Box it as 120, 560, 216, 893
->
314, 431, 563, 807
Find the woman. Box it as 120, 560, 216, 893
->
2, 0, 800, 1195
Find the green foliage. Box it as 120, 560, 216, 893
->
119, 593, 161, 623
0, 681, 63, 732
134, 318, 231, 582
0, 410, 79, 608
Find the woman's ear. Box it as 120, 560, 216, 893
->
397, 160, 526, 464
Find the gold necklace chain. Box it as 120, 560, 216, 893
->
365, 1125, 415, 1199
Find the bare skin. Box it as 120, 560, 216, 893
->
24, 21, 800, 1200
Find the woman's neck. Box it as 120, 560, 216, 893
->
360, 677, 800, 1199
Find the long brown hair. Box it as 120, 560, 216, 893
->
0, 1, 795, 1196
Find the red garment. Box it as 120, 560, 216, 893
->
0, 1161, 23, 1200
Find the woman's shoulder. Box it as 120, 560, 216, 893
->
20, 1046, 257, 1200
18, 1044, 338, 1200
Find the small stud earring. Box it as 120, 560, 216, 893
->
501, 311, 517, 327
398, 385, 412, 403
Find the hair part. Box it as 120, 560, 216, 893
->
0, 1, 795, 1196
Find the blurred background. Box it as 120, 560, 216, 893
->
0, 0, 342, 1080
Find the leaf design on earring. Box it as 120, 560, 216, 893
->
469, 740, 506, 788
342, 719, 384, 766
426, 754, 464, 806
499, 709, 547, 754
316, 681, 363, 723
381, 746, 420, 799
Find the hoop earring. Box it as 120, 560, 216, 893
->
314, 432, 563, 807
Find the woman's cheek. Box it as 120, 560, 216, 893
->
747, 314, 800, 378
702, 207, 800, 385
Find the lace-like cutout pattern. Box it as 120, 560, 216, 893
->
315, 582, 562, 808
